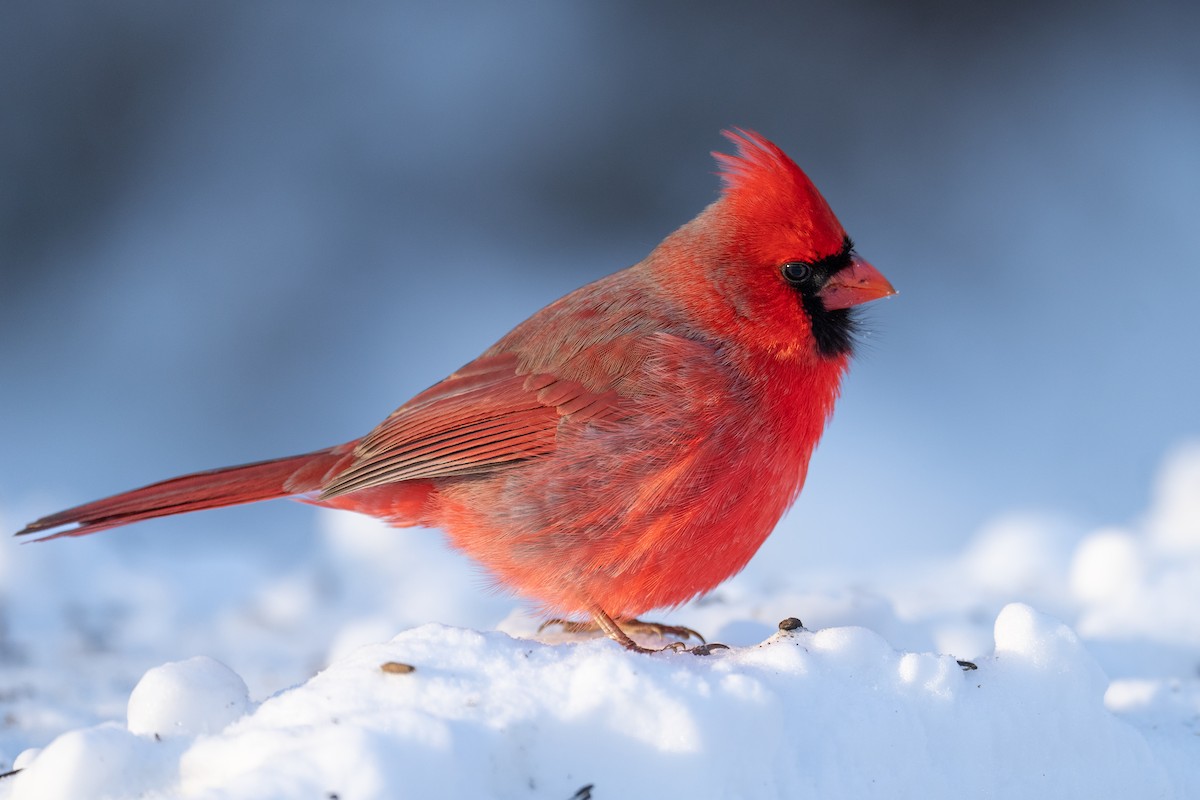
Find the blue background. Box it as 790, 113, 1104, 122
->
3, 2, 1198, 580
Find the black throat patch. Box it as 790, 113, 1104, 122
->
787, 237, 859, 359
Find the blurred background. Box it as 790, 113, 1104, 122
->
2, 1, 1198, 587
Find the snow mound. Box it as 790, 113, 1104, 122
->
4, 605, 1183, 799
126, 656, 250, 739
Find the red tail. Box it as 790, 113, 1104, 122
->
16, 444, 355, 540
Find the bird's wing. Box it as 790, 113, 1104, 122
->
318, 350, 630, 498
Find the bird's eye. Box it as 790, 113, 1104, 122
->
781, 262, 813, 285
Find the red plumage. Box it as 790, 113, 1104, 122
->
17, 130, 894, 651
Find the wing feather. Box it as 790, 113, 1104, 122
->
320, 353, 628, 498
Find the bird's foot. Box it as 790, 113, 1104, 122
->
544, 608, 725, 655
540, 617, 707, 644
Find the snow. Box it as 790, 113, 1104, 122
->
1, 444, 1198, 799
126, 657, 250, 739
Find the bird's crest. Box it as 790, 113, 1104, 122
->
711, 128, 845, 258
713, 128, 806, 192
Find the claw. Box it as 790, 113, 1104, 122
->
622, 620, 706, 644
660, 641, 730, 655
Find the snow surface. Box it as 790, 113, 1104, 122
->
2, 444, 1199, 799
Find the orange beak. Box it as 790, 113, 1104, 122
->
817, 255, 896, 310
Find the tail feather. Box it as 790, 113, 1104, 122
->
16, 445, 355, 540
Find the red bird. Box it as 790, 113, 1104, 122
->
17, 130, 894, 653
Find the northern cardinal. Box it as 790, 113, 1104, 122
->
17, 130, 894, 653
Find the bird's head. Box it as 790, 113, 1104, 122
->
651, 129, 895, 362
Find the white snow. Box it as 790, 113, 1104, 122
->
126, 657, 250, 739
2, 443, 1198, 799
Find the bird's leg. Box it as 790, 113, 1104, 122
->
588, 606, 657, 654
